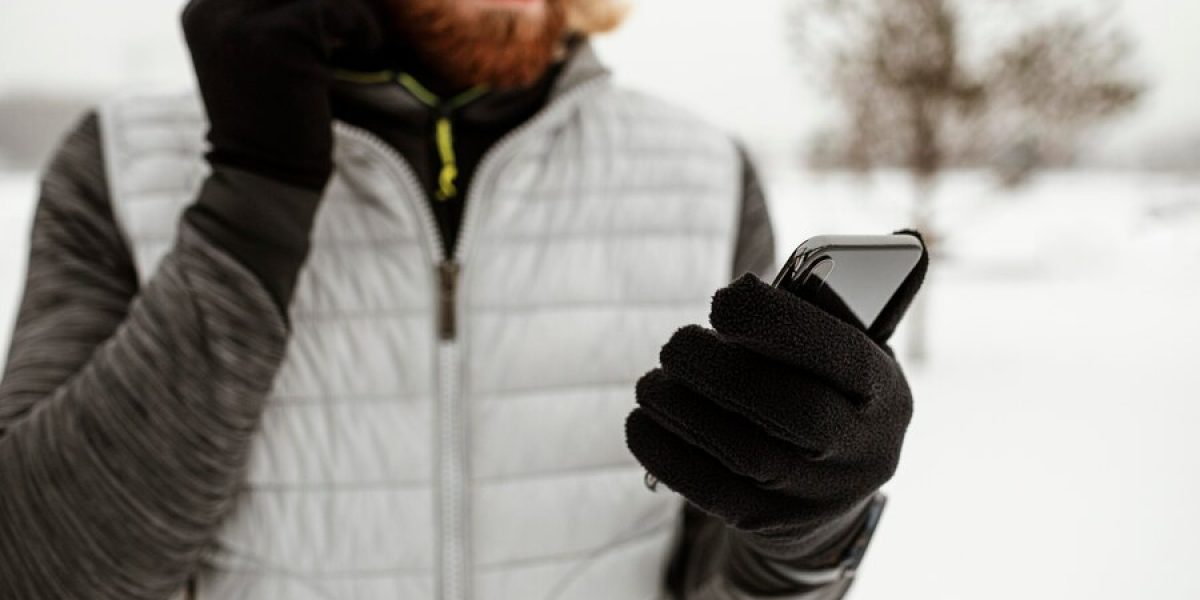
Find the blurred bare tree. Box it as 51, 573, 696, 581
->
791, 0, 1143, 361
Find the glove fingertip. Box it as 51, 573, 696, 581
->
709, 272, 820, 344
624, 409, 666, 472
634, 368, 672, 405
710, 273, 777, 322
658, 324, 715, 375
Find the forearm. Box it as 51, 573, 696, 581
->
0, 223, 289, 599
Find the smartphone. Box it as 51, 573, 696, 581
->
772, 234, 924, 332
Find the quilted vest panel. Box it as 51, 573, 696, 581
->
99, 76, 741, 600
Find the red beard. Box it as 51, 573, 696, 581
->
386, 0, 569, 90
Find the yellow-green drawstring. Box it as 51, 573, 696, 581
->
333, 69, 488, 201
434, 117, 459, 201
396, 74, 488, 201
331, 69, 396, 85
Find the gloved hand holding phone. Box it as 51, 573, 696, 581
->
627, 235, 929, 569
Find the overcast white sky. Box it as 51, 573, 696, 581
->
1, 0, 1197, 161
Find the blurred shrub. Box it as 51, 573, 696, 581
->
790, 0, 1144, 185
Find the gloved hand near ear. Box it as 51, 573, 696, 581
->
182, 0, 387, 190
180, 0, 389, 310
626, 238, 928, 584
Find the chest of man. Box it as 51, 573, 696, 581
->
103, 84, 741, 599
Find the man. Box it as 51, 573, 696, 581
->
0, 0, 924, 598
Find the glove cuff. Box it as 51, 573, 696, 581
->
728, 494, 887, 592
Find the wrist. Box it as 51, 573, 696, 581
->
184, 165, 326, 312
741, 497, 875, 568
205, 144, 333, 193
728, 494, 887, 593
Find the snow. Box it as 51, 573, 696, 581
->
1, 168, 1199, 598
768, 170, 1200, 599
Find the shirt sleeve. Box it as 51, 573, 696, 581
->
0, 112, 299, 599
730, 145, 777, 280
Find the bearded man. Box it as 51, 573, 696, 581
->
0, 1, 924, 598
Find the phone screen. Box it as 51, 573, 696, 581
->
773, 235, 923, 332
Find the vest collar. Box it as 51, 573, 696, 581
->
330, 37, 611, 129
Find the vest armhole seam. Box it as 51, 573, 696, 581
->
96, 99, 142, 286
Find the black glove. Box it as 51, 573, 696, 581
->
626, 241, 928, 561
182, 0, 384, 190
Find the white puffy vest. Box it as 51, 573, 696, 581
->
99, 68, 742, 599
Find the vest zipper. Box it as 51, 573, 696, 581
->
336, 122, 476, 600
332, 75, 605, 600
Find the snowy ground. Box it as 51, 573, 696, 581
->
2, 169, 1199, 598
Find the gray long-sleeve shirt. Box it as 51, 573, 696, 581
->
0, 115, 291, 598
0, 110, 857, 600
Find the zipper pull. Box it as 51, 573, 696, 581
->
438, 260, 460, 340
